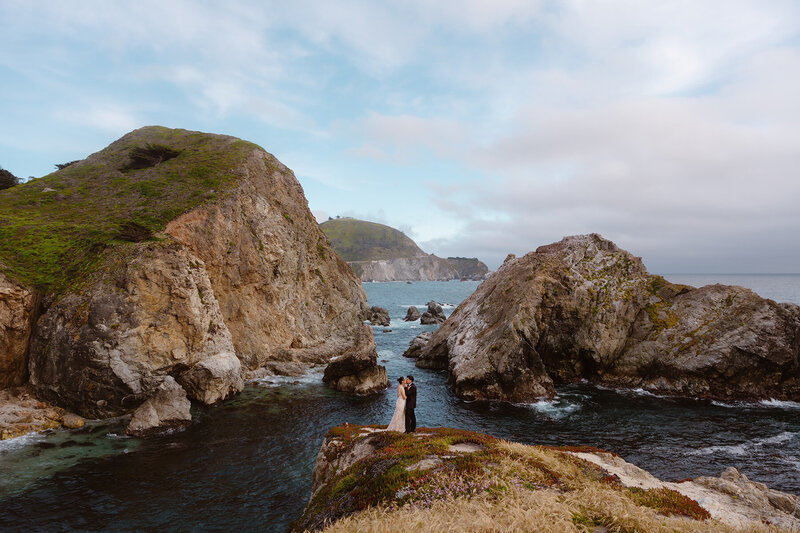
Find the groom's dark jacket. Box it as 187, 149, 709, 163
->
406, 383, 417, 409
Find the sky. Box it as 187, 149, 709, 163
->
1, 1, 799, 273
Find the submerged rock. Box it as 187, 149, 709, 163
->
126, 376, 192, 437
416, 234, 800, 402
403, 306, 421, 322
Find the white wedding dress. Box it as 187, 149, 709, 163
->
386, 386, 406, 432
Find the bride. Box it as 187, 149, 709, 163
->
386, 377, 407, 432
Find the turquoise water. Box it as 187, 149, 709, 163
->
0, 276, 798, 532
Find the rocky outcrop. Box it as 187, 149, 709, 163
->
416, 234, 800, 402
0, 270, 39, 388
125, 376, 192, 437
403, 306, 421, 321
351, 255, 460, 282
2, 126, 385, 425
419, 301, 446, 325
322, 324, 389, 395
295, 424, 800, 532
364, 306, 390, 326
402, 331, 431, 358
446, 257, 490, 280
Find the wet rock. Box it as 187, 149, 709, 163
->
402, 331, 432, 359
403, 306, 421, 321
126, 376, 192, 437
62, 413, 85, 429
323, 325, 388, 395
365, 306, 390, 326
419, 301, 446, 325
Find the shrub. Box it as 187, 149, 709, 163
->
121, 143, 181, 171
55, 160, 80, 170
0, 167, 19, 190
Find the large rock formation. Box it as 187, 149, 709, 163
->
416, 234, 800, 402
294, 424, 800, 532
320, 218, 489, 282
0, 126, 386, 427
419, 300, 446, 325
0, 270, 39, 388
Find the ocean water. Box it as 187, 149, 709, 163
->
0, 276, 799, 532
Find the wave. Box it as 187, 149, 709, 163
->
519, 398, 581, 420
0, 431, 46, 452
248, 366, 326, 387
760, 399, 800, 409
690, 431, 798, 457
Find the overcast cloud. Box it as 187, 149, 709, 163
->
1, 1, 798, 272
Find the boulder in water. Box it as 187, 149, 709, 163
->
365, 306, 390, 326
402, 331, 432, 359
403, 306, 421, 321
419, 301, 446, 325
126, 376, 192, 437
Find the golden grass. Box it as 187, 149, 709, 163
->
316, 439, 780, 533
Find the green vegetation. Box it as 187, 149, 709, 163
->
319, 218, 423, 261
0, 126, 259, 291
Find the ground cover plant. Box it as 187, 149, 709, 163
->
0, 126, 258, 292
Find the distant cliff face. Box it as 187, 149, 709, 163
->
320, 218, 489, 282
416, 234, 800, 403
1, 127, 386, 422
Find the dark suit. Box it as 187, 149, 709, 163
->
404, 383, 417, 433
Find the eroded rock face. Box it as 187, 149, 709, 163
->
323, 325, 389, 395
126, 376, 192, 437
419, 301, 446, 325
402, 332, 431, 359
0, 271, 39, 388
416, 234, 800, 402
29, 241, 242, 418
352, 255, 459, 282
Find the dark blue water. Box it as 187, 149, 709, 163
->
1, 277, 799, 532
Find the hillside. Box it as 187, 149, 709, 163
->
320, 218, 488, 281
0, 126, 387, 436
319, 218, 423, 261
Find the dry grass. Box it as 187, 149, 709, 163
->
321, 483, 777, 533
312, 436, 781, 533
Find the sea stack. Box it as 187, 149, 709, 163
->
415, 234, 800, 403
0, 126, 387, 434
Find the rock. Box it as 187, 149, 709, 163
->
365, 306, 390, 326
416, 234, 800, 402
403, 306, 421, 321
11, 126, 378, 420
445, 257, 489, 280
323, 324, 388, 395
178, 350, 244, 405
419, 301, 446, 325
402, 331, 432, 359
126, 376, 192, 437
0, 270, 39, 388
61, 413, 85, 429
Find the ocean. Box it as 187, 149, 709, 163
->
0, 274, 798, 531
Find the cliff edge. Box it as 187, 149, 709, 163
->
294, 424, 800, 532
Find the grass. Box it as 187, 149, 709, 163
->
295, 425, 751, 533
0, 126, 259, 292
319, 218, 423, 262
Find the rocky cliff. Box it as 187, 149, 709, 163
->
294, 424, 800, 532
0, 126, 386, 430
415, 234, 800, 403
320, 218, 488, 282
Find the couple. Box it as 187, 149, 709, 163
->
386, 375, 416, 433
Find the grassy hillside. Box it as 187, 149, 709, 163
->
0, 126, 259, 292
320, 218, 424, 262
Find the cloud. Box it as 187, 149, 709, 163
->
55, 105, 142, 133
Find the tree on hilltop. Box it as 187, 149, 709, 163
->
0, 165, 20, 190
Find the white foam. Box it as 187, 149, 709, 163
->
690, 431, 798, 457
761, 399, 800, 409
0, 431, 46, 452
521, 398, 581, 419
248, 366, 325, 387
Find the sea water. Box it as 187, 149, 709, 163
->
0, 275, 798, 531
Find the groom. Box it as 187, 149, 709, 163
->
404, 375, 417, 433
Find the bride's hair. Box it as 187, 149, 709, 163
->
397, 377, 404, 384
